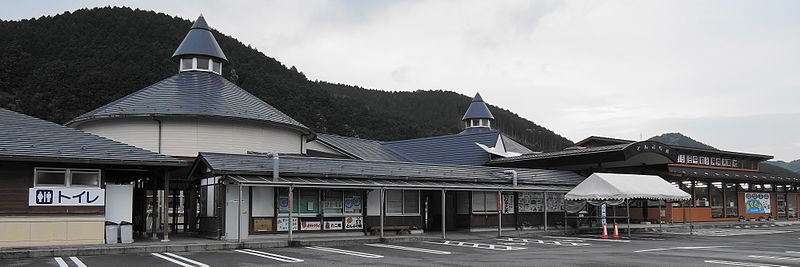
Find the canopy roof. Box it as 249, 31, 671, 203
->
565, 173, 691, 201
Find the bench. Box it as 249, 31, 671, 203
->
369, 226, 411, 235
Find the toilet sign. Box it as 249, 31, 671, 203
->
29, 188, 105, 206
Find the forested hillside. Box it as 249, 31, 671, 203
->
0, 7, 573, 152
648, 133, 717, 150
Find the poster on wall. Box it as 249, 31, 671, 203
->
278, 196, 289, 212
324, 220, 343, 230
546, 192, 565, 212
502, 195, 515, 214
744, 192, 771, 214
517, 192, 544, 212
276, 217, 298, 231
344, 216, 363, 229
300, 220, 322, 230
253, 218, 273, 232
344, 195, 362, 213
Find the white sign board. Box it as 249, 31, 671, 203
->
324, 220, 343, 230
29, 188, 105, 206
300, 220, 322, 231
277, 217, 298, 231
105, 184, 133, 223
502, 195, 515, 214
345, 216, 363, 230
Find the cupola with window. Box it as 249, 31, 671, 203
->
461, 93, 495, 134
172, 15, 227, 75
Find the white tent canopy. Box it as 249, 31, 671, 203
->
565, 173, 692, 201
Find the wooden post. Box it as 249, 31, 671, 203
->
543, 192, 548, 232
380, 188, 385, 238
441, 189, 446, 239
626, 199, 631, 238
162, 170, 170, 242
497, 191, 502, 237
288, 185, 293, 242
151, 174, 158, 240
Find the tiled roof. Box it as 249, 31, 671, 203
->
67, 72, 311, 133
502, 135, 534, 154
0, 108, 185, 166
462, 93, 494, 120
171, 15, 227, 61
669, 166, 800, 183
198, 152, 585, 186
316, 134, 408, 162
490, 143, 629, 164
382, 131, 502, 166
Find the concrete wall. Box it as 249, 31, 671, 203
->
0, 216, 104, 247
77, 117, 305, 157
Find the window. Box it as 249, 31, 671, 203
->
724, 183, 738, 218
197, 58, 210, 70
472, 191, 499, 213
386, 190, 419, 215
694, 181, 709, 207
343, 191, 362, 214
278, 188, 319, 215
710, 182, 724, 218
200, 177, 220, 217
181, 58, 193, 70
212, 60, 222, 74
322, 190, 343, 214
34, 168, 100, 188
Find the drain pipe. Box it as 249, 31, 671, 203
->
503, 170, 517, 187
266, 152, 279, 181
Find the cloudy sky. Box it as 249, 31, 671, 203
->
3, 0, 799, 160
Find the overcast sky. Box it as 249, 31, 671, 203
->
3, 0, 799, 161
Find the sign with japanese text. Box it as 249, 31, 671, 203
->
29, 188, 104, 206
300, 220, 322, 231
324, 220, 343, 230
502, 194, 514, 214
744, 193, 771, 214
344, 216, 363, 229
276, 217, 298, 231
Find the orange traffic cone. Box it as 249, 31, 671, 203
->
612, 222, 620, 239
601, 223, 609, 239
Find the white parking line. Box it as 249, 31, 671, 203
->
364, 243, 452, 255
635, 246, 730, 253
234, 249, 304, 263
785, 251, 800, 254
69, 257, 88, 267
151, 252, 209, 267
544, 236, 631, 243
424, 240, 526, 251
54, 257, 69, 267
306, 246, 384, 258
704, 260, 787, 267
748, 255, 800, 262
498, 237, 589, 247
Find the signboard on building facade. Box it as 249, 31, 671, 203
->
344, 216, 363, 229
300, 220, 322, 230
502, 194, 514, 214
28, 188, 105, 206
276, 217, 298, 231
517, 192, 544, 212
344, 195, 362, 213
324, 220, 343, 230
744, 193, 771, 214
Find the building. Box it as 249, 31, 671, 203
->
0, 108, 184, 247
489, 136, 800, 222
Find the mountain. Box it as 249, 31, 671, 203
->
0, 7, 573, 152
648, 133, 717, 150
766, 160, 800, 173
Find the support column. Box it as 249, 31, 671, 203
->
497, 191, 502, 237
441, 189, 446, 239
238, 185, 243, 243
288, 185, 294, 242
380, 188, 385, 239
626, 199, 631, 238
151, 175, 158, 240
162, 170, 170, 242
543, 191, 548, 232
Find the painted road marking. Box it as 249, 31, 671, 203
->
306, 246, 384, 258
54, 257, 69, 267
498, 237, 589, 246
785, 251, 800, 254
364, 243, 452, 255
424, 240, 526, 251
69, 257, 88, 267
748, 255, 800, 262
544, 235, 631, 243
704, 260, 787, 267
235, 249, 304, 263
635, 246, 731, 253
151, 252, 209, 267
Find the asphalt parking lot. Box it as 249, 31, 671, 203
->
4, 227, 800, 267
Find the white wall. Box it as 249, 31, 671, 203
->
76, 117, 305, 157
251, 187, 274, 217
366, 189, 381, 216
306, 140, 345, 155
224, 185, 249, 241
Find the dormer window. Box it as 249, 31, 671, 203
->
178, 56, 223, 75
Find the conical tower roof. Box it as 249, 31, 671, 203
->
172, 15, 228, 61
461, 93, 494, 120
